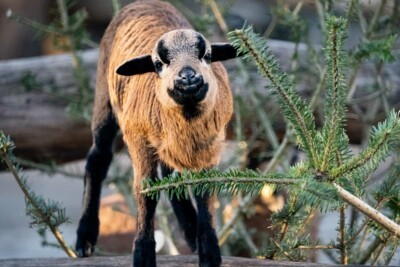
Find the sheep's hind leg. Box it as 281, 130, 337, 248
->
195, 193, 222, 267
161, 163, 198, 252
76, 108, 118, 257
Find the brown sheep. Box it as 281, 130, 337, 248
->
76, 1, 241, 266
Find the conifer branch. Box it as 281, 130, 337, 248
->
141, 170, 300, 199
320, 16, 347, 172
217, 131, 292, 246
330, 111, 400, 179
0, 132, 76, 258
339, 206, 348, 264
298, 245, 338, 250
334, 183, 400, 239
228, 27, 318, 168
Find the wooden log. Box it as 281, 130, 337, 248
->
1, 41, 399, 163
0, 255, 328, 267
0, 51, 98, 163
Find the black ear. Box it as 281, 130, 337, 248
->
211, 43, 243, 62
116, 55, 155, 76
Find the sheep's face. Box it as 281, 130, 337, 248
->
116, 29, 241, 119
152, 30, 216, 113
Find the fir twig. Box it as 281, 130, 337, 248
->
141, 170, 300, 199
334, 183, 400, 239
320, 16, 347, 172
330, 111, 400, 179
339, 206, 348, 264
228, 26, 318, 168
298, 245, 338, 250
0, 132, 76, 258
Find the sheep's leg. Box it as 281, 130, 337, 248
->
161, 163, 198, 252
133, 192, 158, 267
76, 110, 118, 257
128, 138, 159, 267
195, 193, 222, 267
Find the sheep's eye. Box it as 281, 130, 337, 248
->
203, 53, 211, 64
154, 60, 163, 71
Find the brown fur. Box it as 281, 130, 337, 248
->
81, 1, 235, 265
97, 0, 233, 173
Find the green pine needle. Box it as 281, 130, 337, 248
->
141, 169, 301, 200
330, 111, 400, 179
228, 26, 319, 168
320, 16, 348, 172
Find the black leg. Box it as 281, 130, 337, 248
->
133, 193, 158, 267
126, 138, 159, 267
161, 164, 198, 252
195, 193, 221, 267
76, 111, 118, 257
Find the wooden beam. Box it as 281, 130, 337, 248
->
0, 255, 325, 267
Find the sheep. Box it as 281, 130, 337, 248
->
75, 0, 241, 266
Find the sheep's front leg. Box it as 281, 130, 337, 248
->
195, 193, 222, 267
133, 191, 158, 267
128, 138, 159, 267
161, 163, 198, 251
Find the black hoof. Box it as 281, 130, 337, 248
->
133, 237, 156, 267
75, 241, 94, 258
197, 229, 221, 267
76, 216, 99, 257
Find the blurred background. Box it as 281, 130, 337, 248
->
0, 0, 399, 265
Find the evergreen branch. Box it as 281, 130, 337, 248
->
228, 26, 318, 168
218, 130, 292, 246
334, 183, 400, 239
270, 238, 296, 261
141, 169, 300, 199
339, 206, 348, 264
352, 35, 397, 63
330, 110, 400, 179
0, 132, 76, 258
320, 16, 348, 172
298, 245, 338, 250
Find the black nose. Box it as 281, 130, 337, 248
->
174, 67, 203, 91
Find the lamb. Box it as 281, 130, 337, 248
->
75, 0, 241, 266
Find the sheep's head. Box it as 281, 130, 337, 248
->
116, 29, 240, 119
